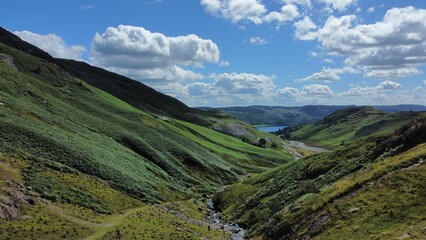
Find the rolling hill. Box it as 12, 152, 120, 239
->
0, 29, 292, 239
205, 105, 426, 127
281, 106, 420, 149
214, 108, 426, 239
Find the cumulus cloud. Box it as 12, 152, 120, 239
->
219, 60, 230, 67
211, 72, 276, 95
200, 0, 267, 23
317, 0, 357, 11
14, 30, 86, 60
363, 67, 423, 79
282, 0, 312, 8
262, 4, 299, 25
302, 84, 334, 96
294, 16, 317, 40
302, 7, 426, 79
412, 86, 425, 98
248, 37, 268, 45
90, 25, 220, 82
367, 6, 375, 13
200, 0, 299, 25
91, 25, 219, 69
277, 84, 333, 103
177, 72, 277, 106
296, 67, 358, 82
340, 80, 402, 96
185, 82, 216, 96
277, 87, 300, 98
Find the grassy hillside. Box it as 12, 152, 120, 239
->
0, 41, 290, 204
282, 107, 420, 149
202, 105, 350, 126
0, 34, 294, 239
203, 105, 426, 127
214, 112, 426, 239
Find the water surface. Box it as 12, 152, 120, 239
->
255, 125, 287, 133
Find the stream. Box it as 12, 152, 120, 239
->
205, 198, 245, 240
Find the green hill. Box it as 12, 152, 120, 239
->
282, 106, 420, 149
0, 30, 292, 239
204, 105, 426, 127
214, 111, 426, 239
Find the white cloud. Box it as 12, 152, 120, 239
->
90, 25, 220, 82
296, 67, 358, 82
105, 65, 204, 82
185, 82, 216, 96
367, 6, 375, 13
200, 0, 267, 23
376, 80, 402, 90
248, 37, 268, 45
323, 58, 335, 63
317, 0, 357, 11
363, 67, 422, 79
423, 80, 426, 85
302, 84, 334, 96
294, 16, 317, 40
200, 0, 299, 25
301, 7, 426, 79
219, 60, 230, 67
412, 86, 425, 98
211, 72, 276, 95
91, 25, 219, 69
14, 30, 86, 60
340, 80, 402, 96
282, 0, 312, 8
277, 87, 300, 98
262, 4, 300, 25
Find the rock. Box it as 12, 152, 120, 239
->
308, 214, 330, 234
21, 215, 33, 221
0, 53, 17, 69
397, 233, 411, 239
291, 205, 301, 212
348, 207, 360, 213
422, 226, 426, 233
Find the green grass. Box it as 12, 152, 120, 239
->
0, 42, 290, 208
287, 107, 419, 149
214, 113, 426, 239
0, 153, 231, 240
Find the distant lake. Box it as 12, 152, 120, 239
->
255, 125, 287, 133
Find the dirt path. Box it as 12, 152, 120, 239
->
282, 140, 327, 160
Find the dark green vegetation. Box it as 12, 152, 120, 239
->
281, 107, 420, 149
204, 105, 426, 126
0, 28, 291, 239
215, 109, 426, 239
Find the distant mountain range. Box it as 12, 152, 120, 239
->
200, 104, 426, 126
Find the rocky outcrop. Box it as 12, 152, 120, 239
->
0, 181, 36, 221
0, 53, 17, 69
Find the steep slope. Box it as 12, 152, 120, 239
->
214, 112, 426, 239
281, 107, 420, 148
202, 105, 350, 126
205, 105, 426, 127
0, 41, 291, 205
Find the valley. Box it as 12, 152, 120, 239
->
0, 27, 425, 240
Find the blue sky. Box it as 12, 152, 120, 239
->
1, 0, 426, 107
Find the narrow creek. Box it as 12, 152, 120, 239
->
205, 198, 245, 240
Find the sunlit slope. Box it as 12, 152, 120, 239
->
285, 107, 419, 148
215, 112, 426, 239
0, 43, 289, 205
